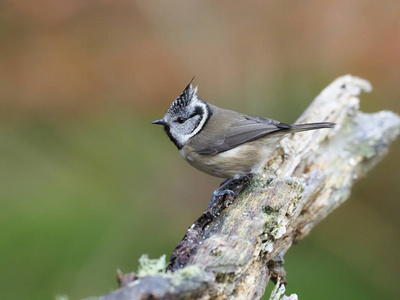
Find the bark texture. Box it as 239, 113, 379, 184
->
92, 75, 400, 300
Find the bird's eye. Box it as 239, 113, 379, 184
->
176, 117, 186, 124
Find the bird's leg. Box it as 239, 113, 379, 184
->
206, 174, 251, 211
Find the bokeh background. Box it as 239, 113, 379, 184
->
1, 1, 399, 299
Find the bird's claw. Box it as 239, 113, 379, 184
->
213, 188, 235, 198
206, 189, 235, 210
205, 174, 252, 212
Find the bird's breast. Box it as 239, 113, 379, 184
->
180, 140, 279, 178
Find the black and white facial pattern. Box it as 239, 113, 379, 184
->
163, 83, 211, 149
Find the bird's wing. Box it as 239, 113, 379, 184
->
197, 115, 291, 155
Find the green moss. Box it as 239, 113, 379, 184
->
263, 205, 278, 215
215, 271, 235, 283
170, 265, 206, 286
137, 254, 167, 277
135, 255, 206, 288
250, 175, 275, 190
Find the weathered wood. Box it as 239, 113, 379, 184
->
93, 75, 400, 300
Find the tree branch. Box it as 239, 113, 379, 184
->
93, 75, 400, 300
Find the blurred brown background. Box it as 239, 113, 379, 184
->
0, 1, 399, 299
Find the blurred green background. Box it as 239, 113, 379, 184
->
0, 1, 399, 299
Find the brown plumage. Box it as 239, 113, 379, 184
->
153, 81, 335, 179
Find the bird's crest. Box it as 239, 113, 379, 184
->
168, 78, 198, 115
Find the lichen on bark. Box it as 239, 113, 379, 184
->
92, 75, 400, 300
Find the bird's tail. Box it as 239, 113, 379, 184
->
289, 122, 336, 132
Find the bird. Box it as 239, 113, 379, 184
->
152, 79, 335, 208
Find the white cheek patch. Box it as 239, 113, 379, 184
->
182, 100, 208, 142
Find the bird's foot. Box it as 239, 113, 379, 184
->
205, 175, 252, 213
206, 188, 235, 211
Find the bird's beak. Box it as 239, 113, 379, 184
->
152, 119, 166, 125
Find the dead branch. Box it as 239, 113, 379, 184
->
92, 75, 400, 300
